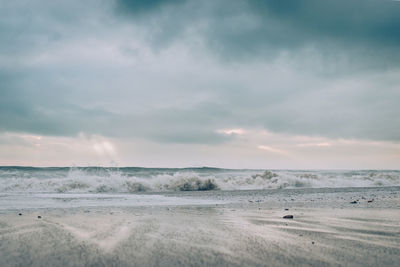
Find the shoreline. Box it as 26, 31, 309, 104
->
1, 186, 399, 213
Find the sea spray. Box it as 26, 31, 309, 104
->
0, 167, 399, 193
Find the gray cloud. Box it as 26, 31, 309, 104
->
0, 0, 399, 146
114, 0, 400, 69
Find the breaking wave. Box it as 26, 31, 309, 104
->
0, 167, 399, 194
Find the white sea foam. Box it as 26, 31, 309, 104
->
0, 167, 399, 194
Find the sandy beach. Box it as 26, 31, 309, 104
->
1, 187, 399, 266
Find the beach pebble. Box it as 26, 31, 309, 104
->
350, 201, 358, 204
18, 213, 22, 216
283, 215, 294, 219
37, 216, 41, 219
284, 208, 289, 211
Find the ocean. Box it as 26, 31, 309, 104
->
1, 166, 399, 210
1, 167, 399, 193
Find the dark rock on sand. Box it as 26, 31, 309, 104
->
18, 213, 22, 216
283, 215, 294, 219
37, 216, 41, 219
350, 201, 358, 204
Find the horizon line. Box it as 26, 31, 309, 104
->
0, 165, 398, 171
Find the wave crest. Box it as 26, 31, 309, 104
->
164, 177, 219, 191
0, 167, 399, 193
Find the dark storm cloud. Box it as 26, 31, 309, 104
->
0, 83, 111, 136
0, 68, 232, 144
116, 0, 185, 15
114, 0, 400, 69
244, 0, 400, 62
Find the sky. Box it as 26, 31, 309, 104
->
0, 0, 399, 169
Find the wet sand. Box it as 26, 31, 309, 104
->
1, 188, 400, 266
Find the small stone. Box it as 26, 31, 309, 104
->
350, 201, 358, 204
368, 199, 374, 203
18, 213, 22, 216
284, 208, 289, 211
283, 215, 294, 219
37, 216, 41, 219
312, 241, 315, 245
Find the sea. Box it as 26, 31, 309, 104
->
1, 167, 399, 211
